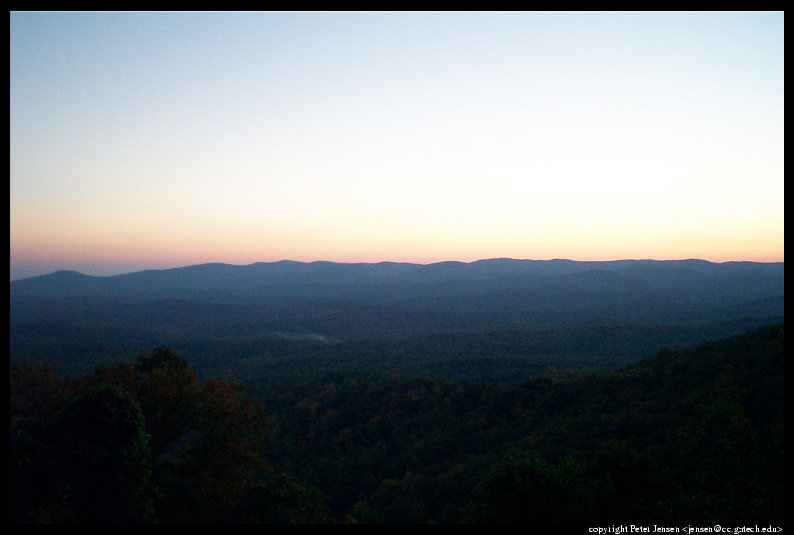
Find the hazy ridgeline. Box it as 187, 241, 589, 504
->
10, 258, 783, 378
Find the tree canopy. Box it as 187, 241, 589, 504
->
10, 346, 329, 524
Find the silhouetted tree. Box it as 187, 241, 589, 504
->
87, 346, 272, 523
9, 384, 155, 523
10, 360, 79, 523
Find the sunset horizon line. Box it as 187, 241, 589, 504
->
10, 254, 785, 282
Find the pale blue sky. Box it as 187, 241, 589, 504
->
10, 11, 784, 280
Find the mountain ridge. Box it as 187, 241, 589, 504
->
10, 257, 784, 293
10, 257, 784, 352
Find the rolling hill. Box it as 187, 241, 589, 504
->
9, 258, 783, 379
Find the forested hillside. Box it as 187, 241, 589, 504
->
9, 259, 784, 378
10, 323, 784, 524
253, 323, 783, 524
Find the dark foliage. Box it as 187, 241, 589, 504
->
254, 323, 783, 524
9, 323, 783, 525
9, 347, 328, 524
233, 473, 331, 524
10, 384, 154, 523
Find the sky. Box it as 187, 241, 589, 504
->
10, 11, 784, 280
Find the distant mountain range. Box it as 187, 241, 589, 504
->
9, 257, 784, 301
10, 258, 784, 377
10, 257, 783, 334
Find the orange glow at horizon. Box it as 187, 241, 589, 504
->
11, 212, 784, 278
10, 12, 784, 280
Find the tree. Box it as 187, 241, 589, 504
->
87, 346, 272, 523
10, 385, 155, 523
10, 359, 77, 420
12, 347, 276, 523
10, 360, 80, 523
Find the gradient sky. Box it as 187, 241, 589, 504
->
10, 11, 784, 280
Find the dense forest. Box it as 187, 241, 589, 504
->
10, 323, 784, 525
10, 347, 329, 523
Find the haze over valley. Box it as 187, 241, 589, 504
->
10, 257, 783, 379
